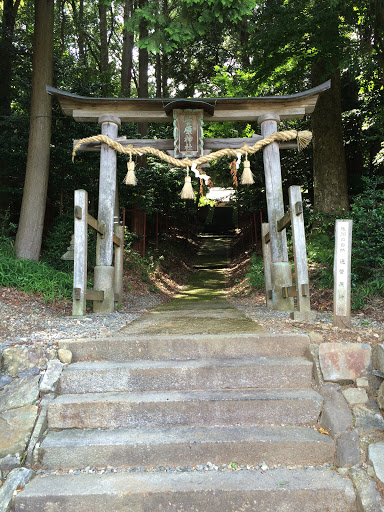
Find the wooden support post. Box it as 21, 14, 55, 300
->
262, 223, 273, 309
333, 219, 353, 328
114, 224, 124, 303
72, 190, 88, 316
258, 113, 293, 311
288, 185, 316, 321
94, 115, 121, 313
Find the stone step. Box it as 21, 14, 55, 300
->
47, 389, 323, 430
37, 425, 335, 470
58, 357, 313, 394
15, 468, 357, 512
58, 333, 311, 362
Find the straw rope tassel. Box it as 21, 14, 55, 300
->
181, 168, 195, 200
124, 153, 137, 185
241, 153, 254, 185
297, 130, 313, 151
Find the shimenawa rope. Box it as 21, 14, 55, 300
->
72, 130, 312, 169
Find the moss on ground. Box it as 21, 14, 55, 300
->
119, 236, 265, 336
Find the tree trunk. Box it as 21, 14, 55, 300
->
162, 52, 168, 97
121, 0, 134, 97
0, 0, 21, 212
78, 0, 85, 63
99, 1, 109, 96
161, 0, 168, 97
0, 0, 21, 116
311, 66, 349, 214
239, 20, 250, 70
138, 0, 148, 136
15, 0, 54, 260
155, 53, 162, 97
71, 0, 85, 64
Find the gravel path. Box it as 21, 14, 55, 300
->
1, 284, 383, 350
230, 294, 384, 345
0, 287, 167, 350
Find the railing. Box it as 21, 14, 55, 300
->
72, 189, 124, 316
262, 185, 314, 320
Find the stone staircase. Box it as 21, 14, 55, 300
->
15, 237, 358, 510
15, 332, 357, 511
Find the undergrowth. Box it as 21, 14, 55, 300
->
0, 237, 73, 302
244, 177, 384, 311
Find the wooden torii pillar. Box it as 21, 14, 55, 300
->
47, 81, 330, 314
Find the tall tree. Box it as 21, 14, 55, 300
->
230, 1, 351, 213
138, 0, 149, 136
311, 67, 349, 213
310, 1, 349, 213
99, 0, 109, 96
0, 0, 22, 212
0, 0, 21, 116
15, 0, 54, 260
121, 0, 134, 96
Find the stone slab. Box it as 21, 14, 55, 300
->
290, 310, 317, 322
147, 308, 246, 319
336, 431, 360, 468
58, 357, 313, 394
39, 360, 64, 394
0, 376, 40, 413
15, 468, 357, 512
48, 389, 323, 430
2, 346, 52, 377
319, 384, 353, 438
0, 468, 33, 512
0, 454, 21, 471
0, 375, 12, 388
305, 344, 324, 386
319, 343, 371, 382
372, 344, 384, 373
378, 381, 384, 410
38, 425, 334, 469
26, 395, 54, 467
58, 333, 312, 362
0, 405, 38, 459
356, 378, 369, 388
368, 441, 384, 484
342, 388, 369, 406
350, 466, 384, 512
353, 403, 384, 432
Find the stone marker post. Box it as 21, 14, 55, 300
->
94, 115, 121, 313
333, 219, 353, 328
258, 113, 293, 311
72, 189, 88, 316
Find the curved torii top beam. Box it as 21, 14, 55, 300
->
47, 81, 330, 123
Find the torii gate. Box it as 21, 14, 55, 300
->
47, 81, 330, 316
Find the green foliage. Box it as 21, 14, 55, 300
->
42, 212, 97, 272
306, 233, 335, 289
42, 213, 74, 272
0, 237, 72, 302
305, 177, 384, 309
350, 177, 384, 282
245, 253, 264, 290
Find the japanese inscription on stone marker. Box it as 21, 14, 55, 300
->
334, 219, 353, 326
